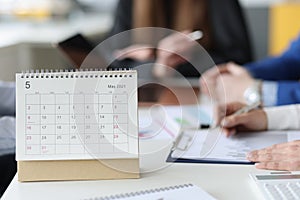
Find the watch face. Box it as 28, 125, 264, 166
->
244, 88, 261, 104
244, 81, 262, 104
248, 92, 260, 103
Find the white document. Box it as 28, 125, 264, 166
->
16, 70, 138, 161
138, 106, 181, 140
172, 129, 300, 163
163, 104, 213, 128
138, 104, 213, 141
88, 183, 216, 200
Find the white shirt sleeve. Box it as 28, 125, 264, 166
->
263, 104, 300, 130
261, 81, 278, 107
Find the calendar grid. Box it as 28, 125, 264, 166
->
54, 93, 56, 155
97, 93, 100, 154
24, 92, 131, 157
39, 94, 41, 154
112, 93, 115, 153
69, 94, 71, 154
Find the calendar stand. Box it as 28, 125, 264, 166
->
18, 159, 140, 182
16, 70, 140, 182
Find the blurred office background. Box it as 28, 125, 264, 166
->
0, 0, 299, 81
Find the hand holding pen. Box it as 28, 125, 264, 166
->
153, 30, 203, 78
216, 102, 267, 137
114, 30, 203, 67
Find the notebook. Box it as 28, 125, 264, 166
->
85, 183, 216, 200
16, 69, 139, 181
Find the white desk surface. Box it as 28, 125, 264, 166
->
2, 139, 265, 200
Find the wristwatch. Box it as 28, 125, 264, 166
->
243, 80, 262, 105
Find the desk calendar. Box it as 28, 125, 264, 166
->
16, 70, 138, 161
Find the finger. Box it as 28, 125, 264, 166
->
217, 63, 234, 74
158, 31, 190, 47
201, 67, 219, 79
273, 140, 300, 149
262, 148, 285, 155
115, 45, 153, 59
167, 57, 186, 69
115, 52, 136, 60
155, 52, 182, 68
200, 65, 232, 96
226, 62, 245, 75
258, 142, 296, 153
247, 153, 284, 162
225, 102, 246, 115
200, 63, 233, 96
221, 128, 236, 137
213, 104, 226, 125
201, 65, 229, 81
247, 144, 295, 161
255, 161, 290, 171
248, 147, 279, 159
220, 113, 249, 128
248, 149, 280, 158
182, 30, 192, 35
214, 102, 244, 125
262, 145, 300, 156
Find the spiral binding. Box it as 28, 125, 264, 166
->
84, 183, 194, 200
19, 68, 135, 79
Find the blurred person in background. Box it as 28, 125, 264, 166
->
108, 0, 252, 77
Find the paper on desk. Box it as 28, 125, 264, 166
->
162, 104, 213, 129
172, 130, 300, 162
138, 104, 213, 141
138, 106, 180, 140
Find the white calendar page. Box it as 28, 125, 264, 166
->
16, 70, 138, 161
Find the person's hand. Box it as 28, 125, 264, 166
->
248, 141, 300, 171
114, 44, 155, 61
216, 102, 267, 137
200, 63, 229, 95
153, 30, 197, 77
200, 62, 255, 104
215, 63, 255, 104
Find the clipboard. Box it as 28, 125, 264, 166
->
166, 150, 254, 165
166, 128, 256, 165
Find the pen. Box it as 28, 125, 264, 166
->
187, 30, 203, 41
231, 101, 261, 116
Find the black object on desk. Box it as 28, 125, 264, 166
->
0, 154, 17, 197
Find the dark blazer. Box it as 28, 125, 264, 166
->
108, 0, 253, 77
246, 34, 300, 106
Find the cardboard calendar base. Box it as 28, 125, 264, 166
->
18, 158, 140, 182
